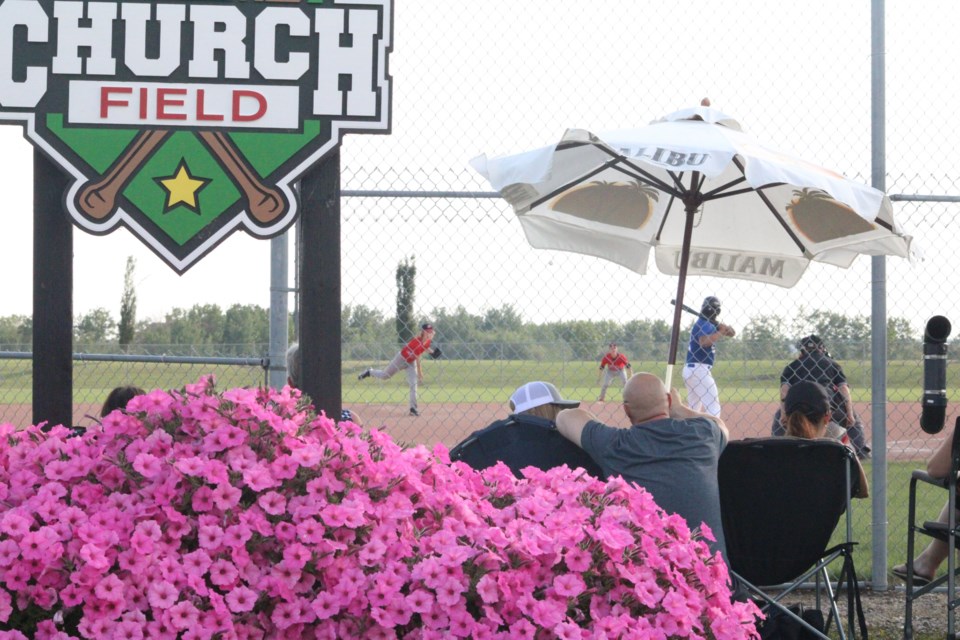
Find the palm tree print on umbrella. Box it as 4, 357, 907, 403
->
787, 187, 876, 243
551, 180, 660, 229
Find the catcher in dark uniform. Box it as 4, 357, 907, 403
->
772, 335, 871, 459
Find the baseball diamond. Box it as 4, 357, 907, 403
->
21, 400, 938, 462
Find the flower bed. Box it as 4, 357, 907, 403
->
0, 377, 759, 638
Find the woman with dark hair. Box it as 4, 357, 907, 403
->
782, 381, 869, 498
100, 385, 146, 417
783, 380, 843, 440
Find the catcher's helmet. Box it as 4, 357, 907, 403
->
701, 296, 722, 320
799, 334, 826, 354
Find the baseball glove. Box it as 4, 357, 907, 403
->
430, 347, 443, 359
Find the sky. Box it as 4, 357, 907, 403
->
0, 1, 957, 333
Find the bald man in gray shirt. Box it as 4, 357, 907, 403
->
556, 372, 729, 560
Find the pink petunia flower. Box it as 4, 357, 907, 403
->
112, 620, 145, 640
208, 559, 238, 587
0, 511, 33, 538
132, 452, 163, 478
211, 483, 242, 511
0, 589, 12, 623
166, 600, 200, 630
564, 546, 592, 572
94, 574, 126, 603
225, 586, 258, 613
552, 574, 586, 598
147, 580, 179, 610
256, 491, 287, 516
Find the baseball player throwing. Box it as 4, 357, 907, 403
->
359, 323, 439, 416
597, 342, 632, 401
682, 296, 735, 417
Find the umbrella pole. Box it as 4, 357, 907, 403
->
665, 183, 702, 387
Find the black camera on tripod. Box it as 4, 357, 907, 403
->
921, 315, 952, 434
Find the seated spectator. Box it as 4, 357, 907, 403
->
449, 381, 602, 479
340, 408, 364, 427
285, 343, 363, 425
782, 381, 869, 499
892, 422, 957, 586
100, 385, 146, 417
555, 372, 729, 560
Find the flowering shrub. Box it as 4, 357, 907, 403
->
0, 377, 759, 639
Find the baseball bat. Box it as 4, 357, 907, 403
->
671, 299, 736, 338
670, 299, 707, 320
199, 130, 287, 224
77, 129, 170, 219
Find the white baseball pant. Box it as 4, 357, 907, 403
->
682, 363, 721, 417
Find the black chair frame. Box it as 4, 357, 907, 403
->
719, 438, 867, 640
904, 416, 960, 640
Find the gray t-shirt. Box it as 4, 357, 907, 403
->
581, 417, 727, 559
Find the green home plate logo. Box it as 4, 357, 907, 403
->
0, 0, 392, 272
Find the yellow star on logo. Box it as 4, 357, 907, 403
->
155, 160, 210, 214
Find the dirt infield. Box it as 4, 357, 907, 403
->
1, 400, 943, 462
356, 400, 942, 462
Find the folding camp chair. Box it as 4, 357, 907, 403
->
449, 414, 603, 479
904, 416, 960, 640
719, 437, 867, 640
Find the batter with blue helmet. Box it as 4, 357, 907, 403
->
682, 296, 736, 417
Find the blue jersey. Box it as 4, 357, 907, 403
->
686, 317, 718, 366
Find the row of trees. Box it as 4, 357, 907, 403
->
0, 304, 274, 356
0, 302, 931, 361
0, 255, 928, 360
344, 303, 924, 362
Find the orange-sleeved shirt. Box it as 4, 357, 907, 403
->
401, 336, 432, 363
600, 352, 630, 370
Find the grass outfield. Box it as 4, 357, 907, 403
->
0, 357, 929, 405
344, 358, 928, 404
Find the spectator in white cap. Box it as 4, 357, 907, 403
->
509, 381, 581, 419
449, 382, 602, 478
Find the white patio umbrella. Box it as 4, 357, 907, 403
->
471, 100, 917, 383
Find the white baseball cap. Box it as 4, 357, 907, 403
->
509, 381, 580, 413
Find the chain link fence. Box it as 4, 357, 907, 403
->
0, 351, 268, 428
1, 1, 958, 585
337, 0, 960, 587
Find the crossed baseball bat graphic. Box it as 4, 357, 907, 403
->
76, 127, 288, 224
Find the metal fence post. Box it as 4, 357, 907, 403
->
268, 233, 290, 389
870, 0, 889, 590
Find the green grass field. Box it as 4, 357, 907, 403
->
0, 356, 932, 405
338, 358, 930, 404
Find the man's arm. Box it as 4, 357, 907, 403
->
697, 323, 735, 348
556, 408, 596, 448
669, 388, 729, 441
